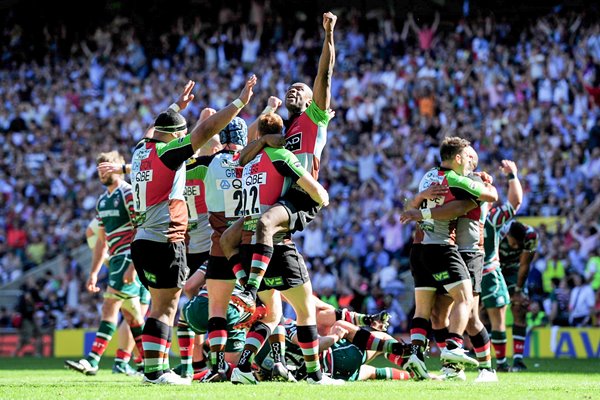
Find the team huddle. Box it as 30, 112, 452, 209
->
64, 12, 538, 385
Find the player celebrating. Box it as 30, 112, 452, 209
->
221, 112, 339, 385
65, 151, 146, 376
230, 12, 337, 311
130, 76, 256, 385
401, 137, 498, 379
255, 318, 414, 382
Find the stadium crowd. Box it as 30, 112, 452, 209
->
1, 1, 600, 337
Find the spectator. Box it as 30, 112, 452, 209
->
526, 301, 548, 329
568, 273, 596, 326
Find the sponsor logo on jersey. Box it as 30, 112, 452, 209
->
113, 198, 119, 208
134, 149, 151, 160
433, 271, 450, 281
469, 181, 478, 190
264, 276, 284, 287
232, 179, 242, 189
184, 185, 200, 196
100, 200, 106, 207
134, 170, 153, 182
245, 172, 266, 186
219, 180, 231, 190
99, 210, 120, 218
285, 132, 302, 152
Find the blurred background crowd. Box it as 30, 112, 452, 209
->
1, 0, 600, 339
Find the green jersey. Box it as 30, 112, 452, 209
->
96, 181, 136, 256
482, 203, 515, 274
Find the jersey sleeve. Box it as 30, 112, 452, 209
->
446, 171, 485, 200
523, 229, 538, 253
487, 203, 516, 229
95, 197, 103, 227
266, 147, 307, 182
156, 135, 195, 171
304, 101, 334, 127
122, 187, 136, 223
186, 157, 209, 181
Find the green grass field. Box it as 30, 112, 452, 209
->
0, 357, 598, 400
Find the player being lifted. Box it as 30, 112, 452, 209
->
227, 12, 337, 312
220, 112, 343, 385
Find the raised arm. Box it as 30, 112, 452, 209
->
431, 11, 440, 32
188, 75, 257, 151
500, 160, 523, 212
312, 12, 337, 111
247, 96, 282, 142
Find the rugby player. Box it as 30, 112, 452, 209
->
130, 76, 256, 385
228, 12, 337, 311
65, 151, 146, 377
400, 137, 498, 379
220, 112, 340, 385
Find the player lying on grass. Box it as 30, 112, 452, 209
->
254, 317, 415, 382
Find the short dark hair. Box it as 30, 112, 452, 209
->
258, 112, 283, 137
509, 221, 527, 244
440, 136, 471, 162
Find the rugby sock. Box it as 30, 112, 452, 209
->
115, 349, 131, 365
445, 333, 464, 350
207, 317, 228, 372
512, 325, 527, 360
470, 328, 492, 370
410, 317, 431, 349
297, 325, 322, 381
269, 322, 286, 364
129, 322, 145, 363
246, 244, 273, 297
192, 360, 207, 371
228, 253, 247, 286
163, 325, 172, 371
351, 328, 397, 353
142, 318, 170, 380
86, 320, 117, 367
335, 308, 368, 326
238, 322, 271, 373
177, 319, 195, 376
491, 330, 507, 365
375, 367, 410, 380
134, 355, 144, 370
433, 327, 449, 350
385, 353, 408, 368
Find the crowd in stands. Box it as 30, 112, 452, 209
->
1, 1, 600, 335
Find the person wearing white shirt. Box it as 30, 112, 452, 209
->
568, 274, 595, 326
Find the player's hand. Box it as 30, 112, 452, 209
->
500, 160, 518, 176
421, 184, 448, 200
176, 80, 196, 111
123, 263, 137, 285
511, 291, 529, 308
323, 12, 337, 32
86, 274, 100, 293
238, 74, 257, 105
400, 209, 424, 223
97, 162, 122, 176
474, 171, 494, 184
267, 96, 282, 110
199, 107, 217, 123
262, 133, 285, 148
330, 325, 348, 340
